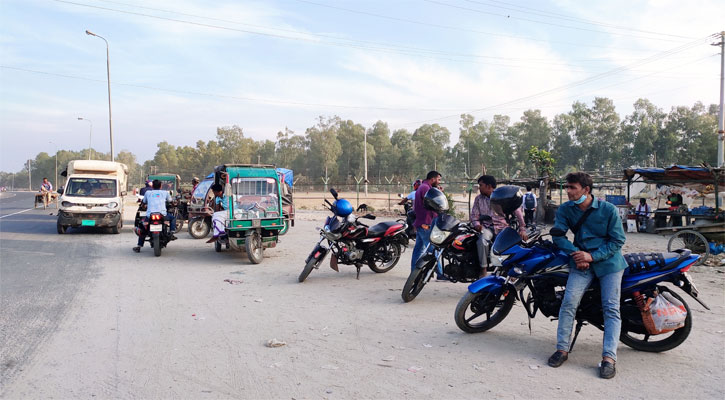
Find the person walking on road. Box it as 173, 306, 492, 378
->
39, 177, 53, 209
411, 171, 442, 277
547, 172, 627, 379
523, 185, 537, 227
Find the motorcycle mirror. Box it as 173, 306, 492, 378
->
549, 227, 567, 237
330, 188, 338, 200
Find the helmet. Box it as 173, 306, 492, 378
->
332, 198, 354, 217
490, 185, 523, 217
423, 187, 449, 213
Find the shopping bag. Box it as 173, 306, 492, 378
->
649, 292, 687, 333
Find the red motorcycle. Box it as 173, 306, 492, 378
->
299, 189, 409, 282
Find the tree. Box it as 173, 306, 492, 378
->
390, 128, 418, 180
620, 99, 665, 167
512, 110, 552, 171
306, 116, 342, 180
412, 123, 450, 172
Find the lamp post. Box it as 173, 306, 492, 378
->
78, 117, 93, 159
49, 141, 58, 189
363, 130, 368, 196
85, 30, 114, 161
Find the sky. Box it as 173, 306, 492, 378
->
1, 0, 723, 172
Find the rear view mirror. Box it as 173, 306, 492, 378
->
57, 188, 64, 195
550, 227, 567, 237
330, 188, 339, 200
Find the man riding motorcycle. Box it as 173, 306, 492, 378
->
133, 179, 178, 253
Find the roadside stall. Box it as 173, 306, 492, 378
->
623, 165, 725, 264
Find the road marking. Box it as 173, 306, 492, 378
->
0, 208, 34, 219
3, 249, 56, 256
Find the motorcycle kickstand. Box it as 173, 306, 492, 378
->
355, 264, 362, 280
569, 319, 586, 353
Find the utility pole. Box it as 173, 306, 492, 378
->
363, 130, 368, 196
27, 159, 32, 190
713, 31, 725, 167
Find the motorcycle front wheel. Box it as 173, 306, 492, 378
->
299, 258, 321, 283
401, 260, 434, 303
619, 288, 692, 352
455, 288, 515, 333
368, 242, 401, 273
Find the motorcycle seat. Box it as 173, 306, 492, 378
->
623, 250, 690, 274
367, 221, 404, 237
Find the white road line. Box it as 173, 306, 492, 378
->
0, 208, 34, 219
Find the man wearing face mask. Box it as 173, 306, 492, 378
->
547, 172, 626, 379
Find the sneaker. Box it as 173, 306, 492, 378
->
599, 360, 616, 379
547, 351, 568, 368
132, 246, 141, 253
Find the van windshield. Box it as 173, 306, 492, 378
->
66, 178, 117, 198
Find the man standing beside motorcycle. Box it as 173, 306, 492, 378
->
547, 172, 627, 379
133, 180, 177, 252
470, 175, 527, 277
411, 171, 442, 276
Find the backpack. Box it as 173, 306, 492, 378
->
524, 193, 535, 209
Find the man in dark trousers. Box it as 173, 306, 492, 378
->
410, 171, 442, 276
547, 172, 627, 379
523, 185, 537, 227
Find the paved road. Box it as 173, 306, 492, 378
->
0, 192, 106, 387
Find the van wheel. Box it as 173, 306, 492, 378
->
111, 219, 122, 234
57, 221, 67, 234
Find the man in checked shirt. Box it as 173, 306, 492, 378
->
469, 175, 528, 277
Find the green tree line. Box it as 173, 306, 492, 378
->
1, 97, 719, 190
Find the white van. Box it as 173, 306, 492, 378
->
57, 160, 129, 234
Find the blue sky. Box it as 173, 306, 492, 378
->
1, 0, 723, 171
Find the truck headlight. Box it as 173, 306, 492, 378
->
61, 201, 73, 207
429, 225, 451, 245
107, 202, 119, 209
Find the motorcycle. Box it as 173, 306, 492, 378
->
398, 195, 416, 241
134, 198, 176, 257
299, 189, 409, 282
402, 189, 502, 303
454, 187, 710, 353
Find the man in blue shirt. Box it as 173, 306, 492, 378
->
133, 180, 177, 252
547, 172, 627, 379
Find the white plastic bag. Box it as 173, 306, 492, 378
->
650, 292, 687, 333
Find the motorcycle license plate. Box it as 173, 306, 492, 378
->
149, 224, 162, 232
81, 220, 95, 226
252, 219, 261, 228
138, 211, 146, 216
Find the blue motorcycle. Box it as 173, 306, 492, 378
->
454, 226, 710, 352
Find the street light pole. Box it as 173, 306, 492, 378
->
713, 31, 725, 167
364, 130, 368, 196
85, 30, 114, 161
78, 117, 93, 159
49, 141, 58, 189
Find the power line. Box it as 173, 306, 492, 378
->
289, 0, 669, 52
401, 33, 719, 126
461, 0, 696, 39
423, 0, 690, 42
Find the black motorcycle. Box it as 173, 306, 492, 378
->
134, 200, 176, 257
299, 189, 409, 282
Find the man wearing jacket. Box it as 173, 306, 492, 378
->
547, 172, 627, 379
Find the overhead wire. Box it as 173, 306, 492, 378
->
400, 33, 719, 126
461, 0, 696, 39
423, 0, 691, 42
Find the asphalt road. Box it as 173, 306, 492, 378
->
0, 192, 106, 387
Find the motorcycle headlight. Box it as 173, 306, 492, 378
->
429, 225, 451, 245
107, 202, 119, 209
324, 225, 341, 240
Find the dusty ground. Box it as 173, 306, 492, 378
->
3, 208, 724, 399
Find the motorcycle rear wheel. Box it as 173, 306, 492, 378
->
401, 262, 433, 303
153, 235, 161, 257
368, 242, 401, 273
299, 258, 320, 283
619, 288, 692, 352
455, 288, 515, 333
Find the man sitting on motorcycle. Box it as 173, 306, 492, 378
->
133, 179, 177, 252
398, 179, 421, 205
470, 175, 527, 277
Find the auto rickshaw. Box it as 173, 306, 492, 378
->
187, 173, 214, 239
213, 164, 294, 263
